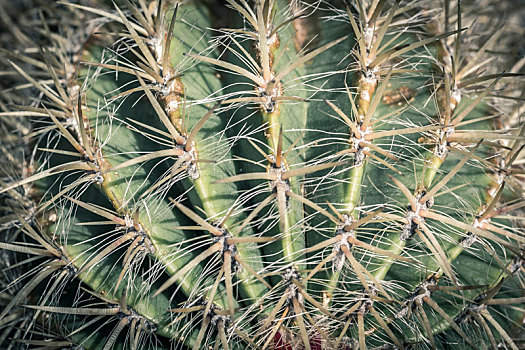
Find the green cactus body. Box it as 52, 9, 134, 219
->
0, 0, 524, 349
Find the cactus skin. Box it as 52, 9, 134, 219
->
0, 0, 524, 349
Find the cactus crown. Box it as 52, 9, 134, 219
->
0, 0, 524, 349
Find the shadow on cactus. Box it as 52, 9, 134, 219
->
0, 0, 524, 349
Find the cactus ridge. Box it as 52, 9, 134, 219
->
0, 0, 524, 349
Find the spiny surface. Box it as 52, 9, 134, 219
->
0, 0, 524, 349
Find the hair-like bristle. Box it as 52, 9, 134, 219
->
0, 0, 524, 349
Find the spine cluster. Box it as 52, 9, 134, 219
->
0, 0, 524, 349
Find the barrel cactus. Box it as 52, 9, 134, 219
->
1, 0, 524, 349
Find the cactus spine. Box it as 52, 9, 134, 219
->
0, 0, 524, 349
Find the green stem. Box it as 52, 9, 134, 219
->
264, 110, 305, 270
326, 162, 365, 297
373, 154, 443, 281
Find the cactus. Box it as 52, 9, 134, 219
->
0, 0, 524, 349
